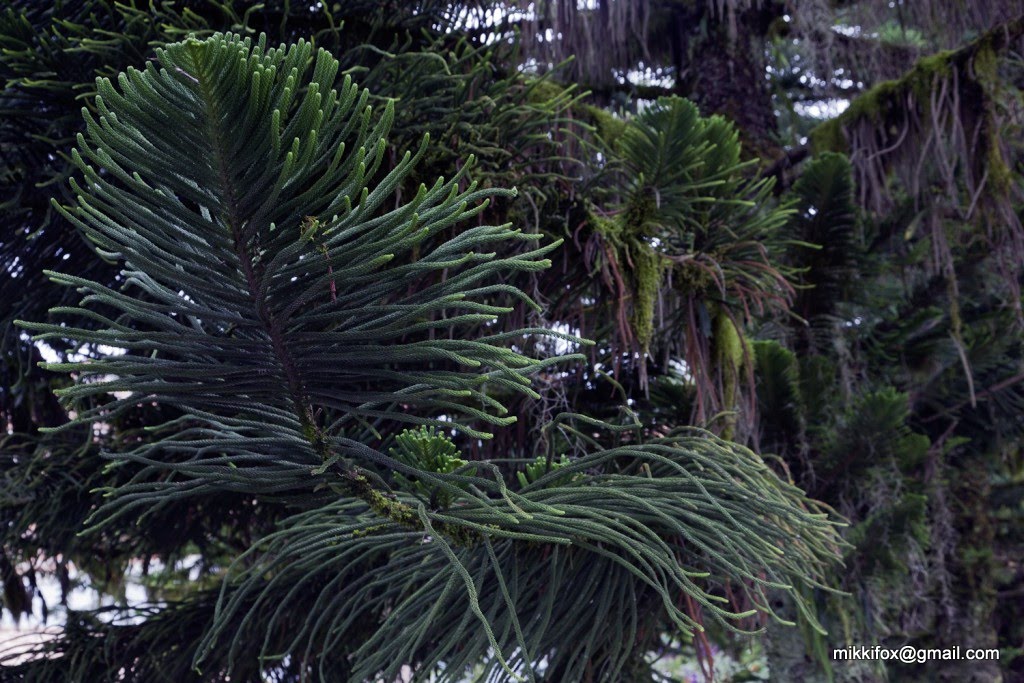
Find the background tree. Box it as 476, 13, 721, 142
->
2, 1, 1022, 682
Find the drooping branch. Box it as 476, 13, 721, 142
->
810, 15, 1024, 321
811, 14, 1024, 210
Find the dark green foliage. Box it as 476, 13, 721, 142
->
756, 140, 1024, 679
751, 340, 804, 458
390, 427, 474, 508
4, 2, 1023, 681
0, 1, 580, 646
7, 32, 843, 681
786, 152, 860, 352
22, 30, 556, 521
574, 96, 795, 439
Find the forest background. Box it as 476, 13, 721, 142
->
1, 1, 1022, 682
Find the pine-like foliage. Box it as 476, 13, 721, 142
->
786, 151, 859, 352
0, 3, 580, 621
583, 97, 795, 436
12, 33, 843, 681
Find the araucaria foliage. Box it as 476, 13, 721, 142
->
13, 33, 841, 681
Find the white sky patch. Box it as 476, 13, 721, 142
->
833, 24, 863, 37
668, 357, 693, 383
794, 98, 850, 119
543, 322, 583, 356
33, 340, 127, 364
625, 61, 675, 90
25, 331, 128, 364
0, 554, 203, 633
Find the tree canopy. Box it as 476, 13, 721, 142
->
2, 2, 1022, 682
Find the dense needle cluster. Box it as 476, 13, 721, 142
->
14, 33, 844, 681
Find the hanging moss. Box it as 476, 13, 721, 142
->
714, 309, 747, 375
971, 40, 1014, 194
713, 310, 752, 440
621, 189, 658, 236
630, 244, 668, 353
673, 261, 716, 295
906, 49, 956, 98
588, 205, 668, 353
970, 30, 1000, 85
809, 48, 958, 155
985, 137, 1014, 193
810, 16, 1024, 160
589, 208, 625, 244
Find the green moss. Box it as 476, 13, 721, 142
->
810, 79, 901, 154
843, 78, 899, 120
907, 50, 955, 98
524, 77, 565, 104
621, 190, 657, 236
345, 472, 477, 547
713, 310, 751, 440
714, 311, 746, 374
971, 36, 999, 84
673, 261, 715, 294
987, 140, 1013, 192
350, 523, 389, 538
630, 245, 668, 352
973, 40, 1013, 193
809, 50, 954, 154
589, 209, 624, 244
809, 117, 848, 154
588, 207, 668, 353
363, 482, 419, 528
582, 103, 627, 147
